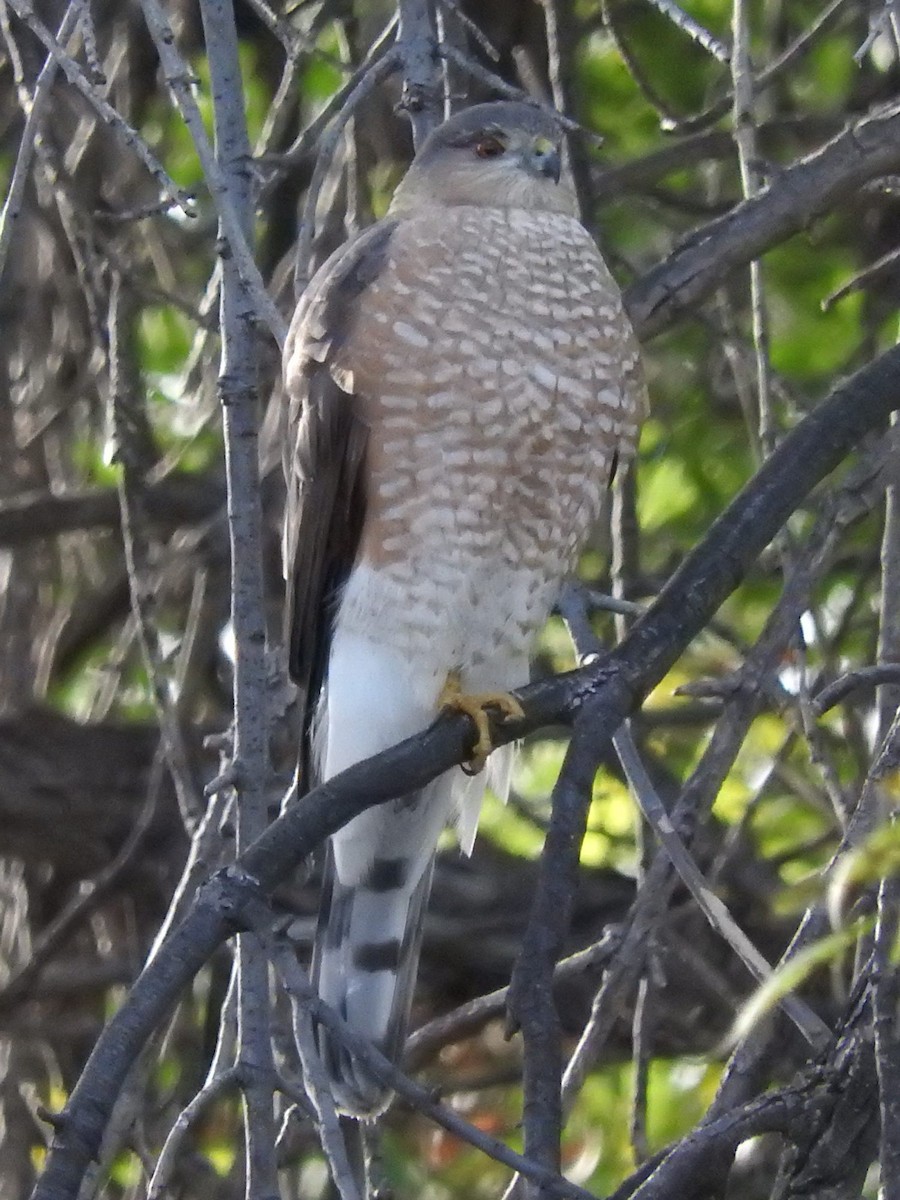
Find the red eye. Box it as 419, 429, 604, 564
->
474, 136, 505, 159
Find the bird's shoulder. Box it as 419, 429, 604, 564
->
283, 218, 403, 383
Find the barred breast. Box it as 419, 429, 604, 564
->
334, 204, 644, 679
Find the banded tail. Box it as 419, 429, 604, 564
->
310, 629, 520, 1116
312, 779, 452, 1116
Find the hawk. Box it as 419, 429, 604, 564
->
283, 101, 645, 1115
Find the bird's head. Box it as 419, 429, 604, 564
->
390, 101, 577, 216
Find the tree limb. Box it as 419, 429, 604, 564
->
626, 102, 900, 338
198, 1, 278, 1195
0, 474, 226, 547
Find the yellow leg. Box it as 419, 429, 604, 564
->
438, 670, 525, 775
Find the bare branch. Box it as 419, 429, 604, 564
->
731, 0, 774, 459
284, 965, 363, 1200
198, 2, 277, 1195
438, 37, 594, 143
4, 0, 192, 211
404, 932, 620, 1071
268, 936, 597, 1200
874, 869, 900, 1194
645, 0, 731, 62
147, 1067, 242, 1199
0, 477, 218, 546
671, 0, 855, 134
293, 48, 401, 292
506, 712, 601, 1186
139, 0, 287, 347
437, 0, 500, 61
823, 242, 900, 310
556, 585, 828, 1048
812, 665, 900, 715
396, 0, 443, 145
0, 753, 164, 1015
0, 3, 78, 286
627, 103, 900, 338
109, 273, 204, 833
615, 722, 830, 1048
270, 16, 400, 169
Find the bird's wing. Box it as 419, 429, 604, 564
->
282, 220, 399, 772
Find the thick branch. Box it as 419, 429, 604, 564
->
626, 102, 900, 337
396, 0, 442, 145
507, 714, 606, 1184
198, 1, 277, 1195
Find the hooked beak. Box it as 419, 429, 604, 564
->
524, 137, 562, 184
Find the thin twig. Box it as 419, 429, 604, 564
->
614, 722, 831, 1047
823, 243, 900, 310
439, 42, 590, 139
243, 0, 324, 59
404, 932, 620, 1071
812, 664, 900, 716
0, 751, 165, 1013
560, 581, 831, 1047
873, 865, 900, 1195
139, 0, 287, 347
0, 2, 78, 287
630, 973, 653, 1164
293, 49, 401, 293
437, 0, 500, 60
670, 0, 854, 134
147, 1067, 242, 1198
645, 0, 731, 62
284, 964, 362, 1200
5, 0, 192, 211
602, 0, 684, 126
0, 0, 26, 84
877, 438, 900, 746
109, 273, 204, 832
267, 15, 399, 168
267, 937, 597, 1200
731, 0, 774, 459
560, 451, 880, 1113
705, 578, 896, 1125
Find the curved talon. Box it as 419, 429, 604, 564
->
438, 670, 525, 774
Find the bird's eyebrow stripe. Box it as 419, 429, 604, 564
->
446, 125, 507, 147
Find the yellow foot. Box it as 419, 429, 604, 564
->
438, 670, 525, 775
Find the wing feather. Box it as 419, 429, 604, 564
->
282, 220, 398, 774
